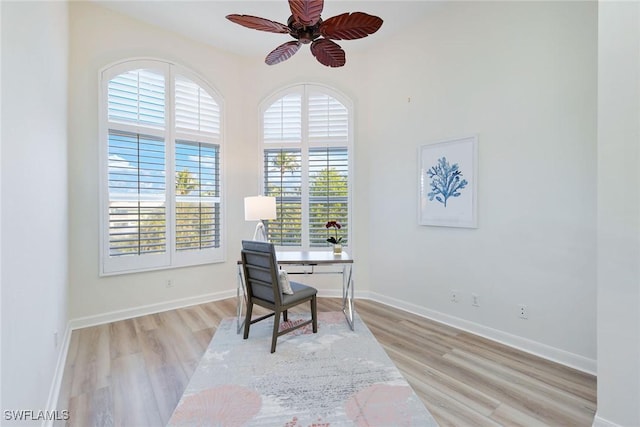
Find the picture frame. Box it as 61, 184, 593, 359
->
419, 135, 478, 228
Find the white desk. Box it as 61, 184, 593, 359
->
237, 251, 355, 332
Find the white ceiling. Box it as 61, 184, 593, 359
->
92, 0, 440, 57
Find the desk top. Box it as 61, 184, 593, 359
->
237, 250, 353, 265
275, 250, 353, 265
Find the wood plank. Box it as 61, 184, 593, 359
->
133, 313, 161, 333
65, 392, 89, 427
108, 319, 139, 360
137, 328, 180, 371
442, 351, 593, 425
449, 331, 597, 400
89, 386, 115, 427
69, 325, 110, 398
385, 345, 501, 417
147, 364, 189, 424
175, 306, 210, 332
156, 309, 206, 364
490, 403, 551, 427
111, 353, 163, 427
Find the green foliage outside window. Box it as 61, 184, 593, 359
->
264, 148, 348, 247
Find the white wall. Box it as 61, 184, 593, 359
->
1, 1, 69, 423
362, 1, 597, 370
236, 1, 597, 371
67, 2, 250, 320
595, 2, 640, 426
68, 1, 598, 372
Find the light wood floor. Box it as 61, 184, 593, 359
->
56, 298, 596, 426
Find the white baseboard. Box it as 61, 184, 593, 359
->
43, 324, 72, 427
366, 291, 597, 375
592, 414, 623, 427
68, 289, 236, 330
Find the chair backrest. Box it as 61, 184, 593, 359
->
241, 240, 282, 305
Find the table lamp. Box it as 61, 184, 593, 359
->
244, 195, 277, 241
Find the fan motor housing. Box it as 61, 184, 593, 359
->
287, 15, 322, 44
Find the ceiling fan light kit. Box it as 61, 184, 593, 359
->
226, 0, 383, 68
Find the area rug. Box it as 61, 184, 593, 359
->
168, 311, 438, 426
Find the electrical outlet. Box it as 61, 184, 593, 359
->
518, 304, 528, 319
53, 331, 59, 349
166, 279, 173, 288
472, 293, 480, 307
450, 289, 459, 303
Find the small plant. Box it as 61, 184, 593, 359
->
325, 221, 343, 245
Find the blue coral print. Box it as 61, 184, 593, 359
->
426, 157, 468, 207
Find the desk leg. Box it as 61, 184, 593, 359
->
342, 264, 355, 330
237, 264, 247, 334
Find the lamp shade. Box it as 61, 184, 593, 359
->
244, 196, 277, 221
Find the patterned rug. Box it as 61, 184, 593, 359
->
168, 311, 438, 426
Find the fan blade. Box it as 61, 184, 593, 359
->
320, 12, 383, 40
289, 0, 324, 26
226, 14, 290, 34
265, 41, 301, 65
310, 39, 345, 67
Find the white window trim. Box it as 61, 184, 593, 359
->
259, 83, 354, 251
99, 58, 225, 276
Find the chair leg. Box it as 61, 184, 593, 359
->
243, 303, 253, 339
271, 310, 281, 353
283, 309, 288, 322
311, 296, 318, 333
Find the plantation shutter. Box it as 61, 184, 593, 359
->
107, 131, 166, 256
264, 149, 302, 246
308, 92, 348, 143
263, 93, 302, 143
308, 147, 349, 246
174, 75, 222, 253
107, 69, 167, 259
262, 86, 351, 249
307, 92, 349, 246
175, 141, 220, 251
108, 69, 165, 128
102, 61, 224, 275
175, 75, 221, 136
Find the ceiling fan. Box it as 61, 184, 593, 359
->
226, 0, 383, 68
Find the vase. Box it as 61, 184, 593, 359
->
333, 243, 342, 255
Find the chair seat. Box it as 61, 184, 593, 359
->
282, 281, 317, 305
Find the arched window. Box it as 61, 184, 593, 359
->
261, 84, 352, 250
100, 59, 223, 274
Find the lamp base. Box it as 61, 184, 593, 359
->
252, 221, 268, 242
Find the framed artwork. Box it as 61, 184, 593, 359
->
419, 135, 478, 228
